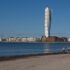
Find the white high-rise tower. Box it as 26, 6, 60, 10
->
45, 7, 51, 37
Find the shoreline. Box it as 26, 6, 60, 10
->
0, 52, 67, 61
0, 41, 70, 43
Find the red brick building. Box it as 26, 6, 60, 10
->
41, 36, 67, 42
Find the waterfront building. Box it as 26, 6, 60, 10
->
46, 36, 67, 42
1, 38, 8, 42
0, 38, 2, 42
21, 37, 41, 42
21, 38, 28, 42
61, 37, 67, 42
15, 37, 22, 42
68, 38, 70, 42
8, 37, 17, 42
41, 36, 47, 42
27, 37, 37, 42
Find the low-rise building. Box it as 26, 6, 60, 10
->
41, 36, 67, 42
27, 37, 37, 42
21, 38, 28, 42
21, 37, 41, 42
0, 38, 2, 42
41, 36, 47, 42
1, 38, 8, 42
16, 37, 22, 42
46, 36, 67, 42
67, 38, 70, 42
61, 37, 67, 42
8, 37, 16, 42
46, 36, 64, 42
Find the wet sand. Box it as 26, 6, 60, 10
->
0, 54, 70, 70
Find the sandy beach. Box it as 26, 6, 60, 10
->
0, 54, 70, 70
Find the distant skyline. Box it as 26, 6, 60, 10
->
0, 0, 70, 37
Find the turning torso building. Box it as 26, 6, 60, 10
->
45, 7, 51, 37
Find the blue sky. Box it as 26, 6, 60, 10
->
0, 0, 70, 37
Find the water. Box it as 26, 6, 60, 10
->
0, 42, 70, 57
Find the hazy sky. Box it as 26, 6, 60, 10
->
0, 0, 70, 37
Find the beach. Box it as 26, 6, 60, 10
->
0, 54, 70, 70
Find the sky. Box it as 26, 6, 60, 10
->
0, 0, 70, 38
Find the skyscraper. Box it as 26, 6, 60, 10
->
45, 7, 51, 37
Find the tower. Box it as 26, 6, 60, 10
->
45, 7, 51, 37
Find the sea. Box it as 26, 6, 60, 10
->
0, 42, 70, 57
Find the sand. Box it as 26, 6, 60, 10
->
0, 54, 70, 70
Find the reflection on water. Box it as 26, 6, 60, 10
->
0, 42, 70, 57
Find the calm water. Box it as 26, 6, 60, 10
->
0, 42, 70, 57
